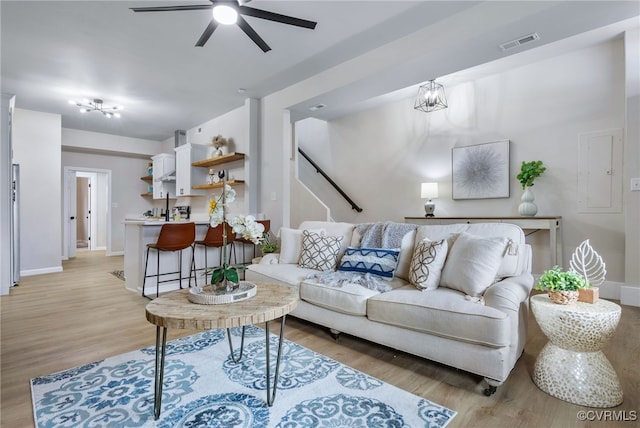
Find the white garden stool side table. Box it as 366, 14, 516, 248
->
530, 294, 623, 407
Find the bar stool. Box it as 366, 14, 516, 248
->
236, 220, 270, 264
192, 223, 237, 286
142, 222, 196, 299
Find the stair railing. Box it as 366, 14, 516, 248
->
298, 148, 363, 213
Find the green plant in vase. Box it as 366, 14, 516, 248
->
207, 171, 264, 290
517, 160, 546, 190
535, 266, 589, 304
517, 160, 546, 216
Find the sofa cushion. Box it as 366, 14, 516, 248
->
300, 277, 407, 316
338, 247, 400, 279
299, 230, 343, 271
367, 285, 510, 347
415, 223, 525, 278
440, 232, 508, 297
278, 227, 324, 264
298, 221, 355, 260
247, 263, 318, 287
408, 238, 448, 291
394, 230, 416, 281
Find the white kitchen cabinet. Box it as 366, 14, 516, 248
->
152, 153, 176, 200
174, 143, 208, 197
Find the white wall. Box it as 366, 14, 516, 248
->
13, 108, 62, 275
297, 39, 629, 280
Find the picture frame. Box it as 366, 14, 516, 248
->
452, 140, 510, 200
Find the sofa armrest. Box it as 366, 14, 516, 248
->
484, 273, 534, 314
258, 253, 281, 264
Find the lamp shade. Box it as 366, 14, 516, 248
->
421, 182, 439, 199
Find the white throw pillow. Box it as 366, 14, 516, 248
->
409, 238, 448, 291
298, 230, 343, 271
440, 232, 508, 297
278, 227, 324, 264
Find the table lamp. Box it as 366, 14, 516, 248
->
421, 182, 439, 217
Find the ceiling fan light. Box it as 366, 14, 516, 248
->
212, 5, 238, 25
79, 108, 87, 113
113, 112, 121, 118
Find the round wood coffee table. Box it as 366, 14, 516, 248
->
145, 282, 298, 420
530, 294, 622, 407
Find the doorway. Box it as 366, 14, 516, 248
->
63, 167, 111, 259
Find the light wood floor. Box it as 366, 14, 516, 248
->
1, 251, 638, 427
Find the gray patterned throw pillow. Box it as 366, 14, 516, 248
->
409, 238, 448, 291
298, 230, 343, 271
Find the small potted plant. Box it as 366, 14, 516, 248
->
516, 160, 546, 216
260, 232, 279, 255
535, 266, 589, 305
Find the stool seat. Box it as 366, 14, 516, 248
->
192, 224, 237, 286
143, 222, 196, 299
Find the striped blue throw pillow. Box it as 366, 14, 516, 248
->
338, 247, 400, 279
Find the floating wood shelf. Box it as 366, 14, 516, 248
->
141, 175, 153, 182
192, 152, 245, 168
192, 180, 245, 190
141, 192, 153, 197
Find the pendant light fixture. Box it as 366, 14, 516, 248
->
414, 80, 448, 113
68, 98, 123, 118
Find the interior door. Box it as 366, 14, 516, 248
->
76, 177, 90, 249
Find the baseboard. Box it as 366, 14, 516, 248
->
599, 280, 640, 307
621, 284, 640, 307
21, 266, 63, 277
107, 251, 124, 256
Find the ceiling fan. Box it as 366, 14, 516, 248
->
130, 0, 317, 52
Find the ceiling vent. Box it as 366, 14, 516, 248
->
499, 32, 540, 51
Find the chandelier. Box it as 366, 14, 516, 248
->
414, 80, 448, 113
68, 98, 123, 118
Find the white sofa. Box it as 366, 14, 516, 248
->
246, 220, 534, 395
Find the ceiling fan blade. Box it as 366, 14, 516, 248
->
130, 5, 213, 13
195, 19, 219, 47
236, 15, 271, 52
238, 5, 317, 29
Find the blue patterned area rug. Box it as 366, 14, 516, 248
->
31, 327, 456, 427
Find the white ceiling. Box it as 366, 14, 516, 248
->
2, 1, 639, 142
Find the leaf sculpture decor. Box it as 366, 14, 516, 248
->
569, 239, 606, 286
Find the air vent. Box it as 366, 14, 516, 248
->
499, 32, 540, 51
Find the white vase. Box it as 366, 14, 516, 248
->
518, 188, 538, 216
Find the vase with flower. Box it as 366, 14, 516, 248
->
207, 170, 264, 292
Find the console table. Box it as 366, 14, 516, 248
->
404, 216, 562, 268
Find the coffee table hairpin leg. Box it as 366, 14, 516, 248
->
153, 326, 167, 421
225, 316, 288, 406
153, 316, 288, 420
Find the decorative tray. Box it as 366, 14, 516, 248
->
188, 281, 257, 305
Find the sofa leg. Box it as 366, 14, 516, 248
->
483, 377, 502, 396
483, 385, 497, 396
329, 328, 341, 341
